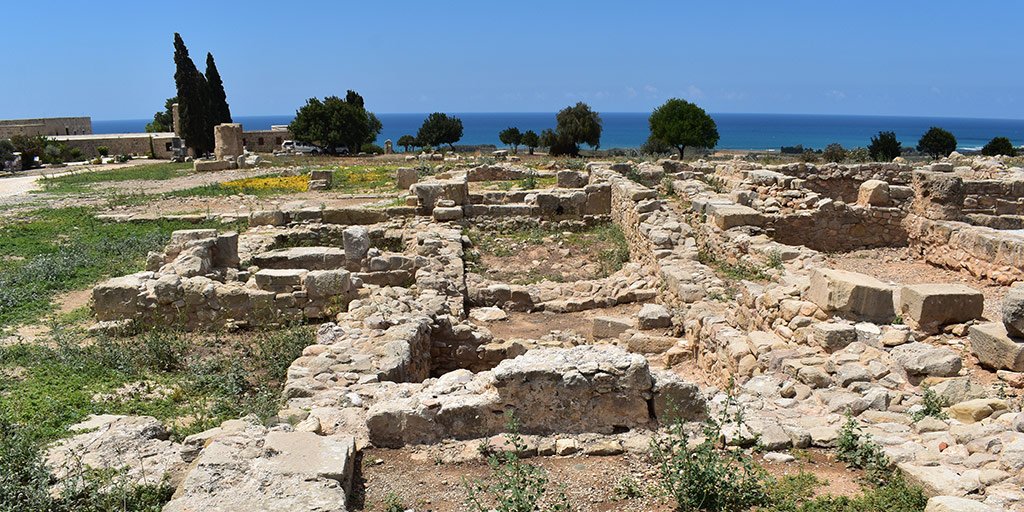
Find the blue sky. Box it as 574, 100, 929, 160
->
2, 1, 1022, 120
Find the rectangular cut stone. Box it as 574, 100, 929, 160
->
706, 204, 766, 230
899, 284, 984, 333
969, 322, 1024, 371
806, 268, 895, 323
252, 247, 346, 271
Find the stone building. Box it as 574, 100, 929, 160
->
0, 117, 93, 138
51, 132, 179, 159
242, 125, 291, 153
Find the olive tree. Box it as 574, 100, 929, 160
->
917, 127, 957, 159
417, 113, 463, 150
648, 98, 719, 159
982, 136, 1016, 157
397, 134, 418, 153
289, 90, 382, 154
868, 131, 902, 161
498, 127, 523, 153
521, 130, 539, 155
548, 102, 602, 157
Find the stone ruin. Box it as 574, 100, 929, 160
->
71, 155, 1024, 510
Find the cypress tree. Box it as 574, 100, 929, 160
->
205, 52, 232, 126
172, 33, 213, 155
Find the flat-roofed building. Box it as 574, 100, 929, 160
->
0, 117, 92, 138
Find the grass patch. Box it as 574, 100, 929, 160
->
331, 165, 400, 194
37, 162, 192, 195
0, 325, 314, 444
0, 207, 239, 329
697, 249, 771, 282
165, 173, 309, 198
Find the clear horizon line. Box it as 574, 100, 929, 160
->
90, 111, 1024, 123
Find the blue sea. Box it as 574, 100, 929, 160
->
93, 112, 1024, 151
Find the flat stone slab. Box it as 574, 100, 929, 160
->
707, 204, 766, 230
807, 268, 895, 323
898, 283, 984, 334
969, 322, 1024, 371
253, 247, 346, 270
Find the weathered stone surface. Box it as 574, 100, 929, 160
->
47, 415, 185, 488
637, 303, 672, 330
255, 268, 307, 291
165, 421, 354, 512
707, 204, 766, 230
898, 463, 975, 497
806, 268, 895, 323
924, 496, 996, 512
651, 370, 707, 422
898, 284, 983, 334
303, 270, 352, 299
969, 322, 1024, 372
433, 206, 464, 221
557, 170, 588, 188
948, 399, 1008, 424
396, 167, 418, 190
592, 316, 632, 338
857, 179, 891, 206
1002, 283, 1024, 337
342, 226, 370, 262
93, 273, 146, 321
891, 342, 962, 379
253, 247, 346, 270
812, 322, 858, 352
469, 306, 508, 322
249, 210, 287, 226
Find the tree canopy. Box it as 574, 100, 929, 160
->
288, 90, 382, 154
647, 98, 719, 158
397, 134, 418, 152
205, 53, 232, 127
145, 97, 178, 133
981, 136, 1016, 157
552, 102, 602, 156
417, 113, 463, 150
917, 127, 957, 159
822, 143, 847, 163
868, 131, 902, 161
521, 130, 540, 155
498, 127, 523, 153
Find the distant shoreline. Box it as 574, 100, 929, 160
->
91, 112, 1024, 151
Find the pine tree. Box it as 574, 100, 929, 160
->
205, 52, 232, 126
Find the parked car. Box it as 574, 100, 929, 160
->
280, 140, 322, 155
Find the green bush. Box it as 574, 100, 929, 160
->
465, 414, 570, 512
982, 136, 1017, 157
835, 415, 891, 487
652, 395, 773, 511
868, 132, 901, 161
360, 143, 384, 154
96, 146, 110, 157
822, 143, 847, 163
911, 387, 949, 422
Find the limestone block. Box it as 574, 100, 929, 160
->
433, 206, 464, 221
249, 210, 286, 226
194, 159, 234, 172
93, 273, 147, 321
898, 463, 976, 498
321, 208, 387, 225
557, 170, 587, 188
651, 370, 707, 422
898, 284, 984, 334
706, 204, 766, 230
811, 322, 858, 352
1002, 283, 1024, 337
592, 316, 632, 338
213, 123, 243, 160
925, 496, 996, 512
255, 269, 307, 292
969, 322, 1024, 371
806, 268, 895, 323
303, 270, 352, 299
890, 342, 962, 379
637, 303, 672, 330
396, 167, 418, 190
342, 226, 370, 262
213, 232, 239, 268
857, 179, 891, 206
253, 247, 346, 271
947, 399, 1008, 424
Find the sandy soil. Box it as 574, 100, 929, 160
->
482, 303, 644, 343
355, 447, 864, 512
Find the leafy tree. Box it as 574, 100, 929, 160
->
397, 134, 418, 152
9, 135, 47, 170
822, 143, 847, 163
145, 97, 178, 133
539, 128, 577, 157
868, 131, 902, 161
288, 91, 382, 154
917, 126, 957, 159
173, 33, 213, 155
648, 98, 719, 158
417, 113, 464, 150
552, 102, 602, 156
982, 136, 1017, 157
640, 135, 673, 155
521, 130, 539, 155
205, 53, 232, 126
498, 127, 523, 153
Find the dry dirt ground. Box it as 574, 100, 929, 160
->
826, 247, 1008, 321
482, 303, 644, 342
471, 230, 624, 285
355, 447, 863, 512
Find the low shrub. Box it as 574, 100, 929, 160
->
911, 387, 948, 422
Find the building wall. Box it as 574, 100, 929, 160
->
242, 129, 291, 153
52, 133, 179, 159
0, 117, 93, 138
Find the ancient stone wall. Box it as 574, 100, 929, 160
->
905, 214, 1024, 284
52, 133, 178, 159
0, 116, 92, 138
771, 203, 909, 252
242, 128, 291, 153
766, 162, 913, 202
